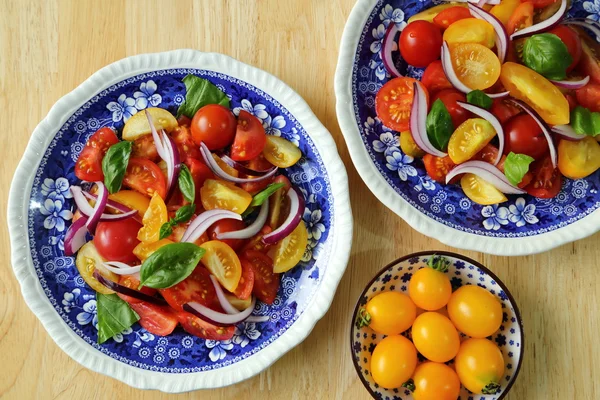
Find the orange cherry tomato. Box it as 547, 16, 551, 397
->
411, 312, 460, 362
448, 285, 503, 338
411, 362, 461, 400
455, 338, 505, 394
408, 257, 452, 311
358, 291, 417, 335
371, 335, 417, 389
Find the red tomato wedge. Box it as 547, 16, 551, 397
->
75, 127, 119, 182
524, 155, 563, 198
129, 302, 179, 336
231, 110, 267, 161
234, 259, 255, 300
131, 134, 160, 162
423, 154, 456, 184
241, 250, 280, 304
171, 125, 202, 162
185, 158, 214, 205
117, 274, 157, 304
123, 157, 167, 199
576, 82, 600, 113
159, 266, 221, 312
421, 61, 453, 95
433, 6, 472, 29
177, 311, 235, 340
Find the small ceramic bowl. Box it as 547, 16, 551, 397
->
350, 251, 524, 400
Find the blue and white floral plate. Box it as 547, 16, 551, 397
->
7, 50, 353, 392
335, 0, 600, 256
350, 251, 524, 400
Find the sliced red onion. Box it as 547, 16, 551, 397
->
469, 3, 509, 63
563, 19, 600, 41
71, 186, 138, 221
210, 275, 239, 315
181, 209, 242, 243
217, 201, 269, 240
102, 261, 142, 275
552, 125, 587, 141
183, 297, 257, 326
64, 216, 89, 256
551, 76, 590, 90
446, 161, 526, 194
145, 109, 167, 160
441, 41, 472, 94
440, 0, 500, 4
200, 143, 278, 183
263, 187, 305, 244
509, 99, 558, 168
477, 0, 488, 7
85, 181, 107, 234
511, 0, 567, 39
457, 101, 504, 165
381, 23, 403, 78
93, 270, 168, 306
486, 91, 510, 99
163, 133, 181, 201
409, 82, 448, 157
245, 316, 269, 323
220, 155, 277, 176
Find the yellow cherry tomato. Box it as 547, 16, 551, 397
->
448, 118, 496, 164
408, 256, 452, 311
500, 62, 569, 125
358, 291, 417, 335
371, 335, 418, 389
490, 0, 521, 27
411, 312, 460, 362
461, 173, 508, 205
400, 131, 425, 158
558, 137, 600, 179
133, 238, 173, 262
212, 154, 239, 178
263, 136, 302, 168
444, 18, 496, 49
122, 107, 177, 141
451, 43, 501, 90
199, 240, 242, 292
108, 190, 150, 219
137, 191, 168, 243
448, 285, 503, 338
408, 3, 467, 23
200, 179, 252, 214
75, 242, 118, 295
455, 338, 505, 394
411, 362, 461, 400
272, 221, 309, 273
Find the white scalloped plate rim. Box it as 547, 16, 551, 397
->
334, 0, 600, 256
7, 50, 353, 392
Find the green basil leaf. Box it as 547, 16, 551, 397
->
96, 293, 139, 344
592, 112, 600, 135
178, 164, 195, 204
571, 106, 595, 135
177, 74, 230, 118
250, 183, 285, 207
466, 90, 493, 110
504, 152, 535, 186
522, 33, 572, 80
426, 99, 454, 151
102, 141, 132, 194
159, 222, 174, 240
139, 242, 205, 289
174, 204, 196, 224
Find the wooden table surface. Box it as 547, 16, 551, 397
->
1, 0, 599, 399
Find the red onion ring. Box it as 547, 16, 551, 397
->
85, 181, 107, 234
200, 143, 278, 183
102, 261, 142, 275
456, 101, 504, 165
552, 125, 587, 141
71, 186, 138, 221
446, 161, 526, 194
163, 133, 181, 201
81, 191, 141, 223
511, 0, 567, 40
210, 275, 240, 315
486, 91, 510, 99
263, 187, 305, 244
468, 3, 509, 63
181, 209, 242, 243
64, 216, 89, 256
93, 270, 168, 306
217, 201, 269, 240
183, 297, 256, 326
145, 109, 168, 159
551, 76, 590, 90
562, 19, 600, 41
220, 155, 277, 176
409, 82, 448, 157
381, 23, 403, 78
441, 41, 472, 93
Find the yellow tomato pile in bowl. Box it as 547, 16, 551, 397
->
350, 252, 523, 400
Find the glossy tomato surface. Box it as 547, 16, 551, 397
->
93, 218, 142, 263
399, 21, 442, 68
191, 104, 236, 150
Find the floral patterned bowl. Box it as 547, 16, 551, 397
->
7, 50, 353, 392
350, 251, 524, 400
335, 0, 600, 256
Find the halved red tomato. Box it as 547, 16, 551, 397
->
171, 125, 202, 162
421, 61, 453, 95
117, 274, 157, 304
240, 154, 276, 194
241, 250, 280, 304
376, 77, 428, 132
524, 155, 563, 198
432, 89, 469, 128
185, 158, 214, 205
507, 2, 533, 35
423, 154, 456, 183
549, 25, 582, 72
128, 302, 179, 336
75, 127, 119, 181
475, 145, 533, 188
123, 157, 167, 199
234, 259, 255, 300
491, 98, 521, 124
177, 311, 235, 340
575, 82, 600, 113
207, 219, 247, 251
131, 134, 160, 162
159, 266, 221, 312
231, 110, 267, 161
241, 226, 273, 254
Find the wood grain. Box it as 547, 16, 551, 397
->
1, 1, 598, 399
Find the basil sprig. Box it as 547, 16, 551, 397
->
178, 164, 195, 204
571, 106, 600, 136
522, 33, 572, 80
426, 99, 454, 152
177, 74, 230, 118
467, 90, 493, 110
159, 204, 196, 240
96, 293, 139, 344
139, 242, 205, 289
102, 141, 132, 193
504, 152, 534, 186
241, 183, 286, 218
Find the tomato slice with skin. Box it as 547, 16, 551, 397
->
123, 157, 168, 199
231, 110, 267, 161
475, 145, 533, 188
575, 82, 600, 113
207, 219, 247, 251
507, 2, 533, 35
75, 242, 119, 295
376, 77, 428, 132
271, 221, 309, 273
443, 18, 496, 49
185, 158, 214, 206
576, 29, 600, 84
242, 225, 273, 254
159, 266, 221, 312
128, 302, 179, 336
525, 155, 563, 198
240, 154, 276, 194
137, 192, 168, 243
262, 136, 302, 168
527, 0, 560, 9
490, 98, 522, 124
131, 134, 160, 162
200, 179, 252, 214
123, 108, 178, 141
177, 311, 235, 340
171, 125, 202, 162
199, 241, 242, 292
448, 118, 496, 164
450, 43, 501, 90
234, 259, 255, 300
133, 238, 173, 262
490, 0, 521, 27
461, 173, 508, 205
433, 6, 472, 29
423, 154, 456, 184
117, 274, 157, 304
75, 127, 119, 182
242, 250, 280, 304
421, 61, 453, 95
108, 190, 150, 219
557, 137, 600, 179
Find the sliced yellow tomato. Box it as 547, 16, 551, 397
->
490, 0, 521, 27
558, 137, 600, 179
200, 179, 252, 214
448, 118, 496, 164
443, 19, 495, 49
461, 173, 507, 205
133, 238, 173, 262
212, 154, 239, 178
451, 43, 501, 90
75, 242, 118, 295
263, 136, 302, 168
272, 221, 309, 273
199, 240, 242, 292
408, 3, 467, 23
122, 107, 178, 141
400, 131, 425, 158
108, 190, 150, 219
500, 62, 569, 125
137, 191, 168, 243
225, 293, 253, 311
157, 160, 168, 180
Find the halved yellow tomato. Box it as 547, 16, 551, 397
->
122, 107, 178, 141
137, 191, 168, 243
408, 3, 467, 23
272, 221, 309, 273
199, 240, 242, 292
133, 238, 173, 261
108, 190, 150, 219
263, 136, 302, 168
558, 137, 600, 179
200, 179, 252, 214
400, 131, 425, 158
490, 0, 521, 27
451, 43, 501, 90
500, 62, 570, 125
225, 293, 253, 311
212, 154, 239, 178
443, 19, 495, 49
461, 173, 508, 205
448, 118, 496, 164
75, 242, 118, 295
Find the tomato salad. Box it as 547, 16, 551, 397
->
65, 74, 308, 344
376, 0, 600, 205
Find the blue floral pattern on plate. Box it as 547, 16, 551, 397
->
28, 69, 334, 373
350, 252, 524, 400
352, 0, 600, 237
